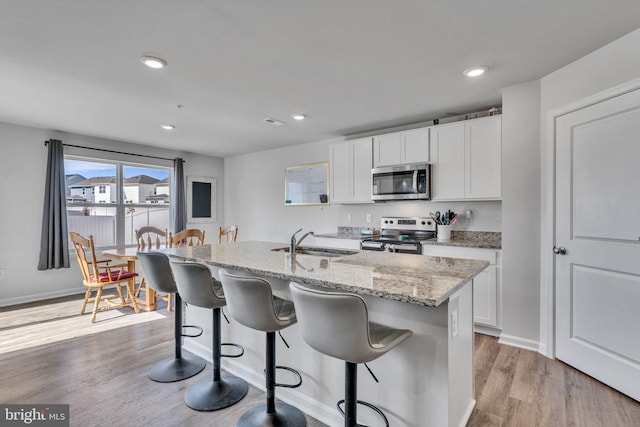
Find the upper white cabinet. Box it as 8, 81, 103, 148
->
430, 116, 501, 200
373, 132, 401, 166
430, 122, 466, 199
330, 138, 373, 204
401, 127, 430, 164
373, 127, 429, 167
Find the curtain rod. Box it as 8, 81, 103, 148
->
44, 140, 184, 163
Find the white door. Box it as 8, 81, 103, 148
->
555, 88, 640, 401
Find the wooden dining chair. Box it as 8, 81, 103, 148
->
69, 232, 140, 323
135, 226, 173, 311
136, 226, 168, 250
217, 225, 238, 244
169, 228, 206, 248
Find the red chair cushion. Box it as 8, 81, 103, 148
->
92, 270, 138, 283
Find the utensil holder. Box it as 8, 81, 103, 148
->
437, 225, 452, 242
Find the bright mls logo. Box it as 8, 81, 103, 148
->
1, 405, 69, 426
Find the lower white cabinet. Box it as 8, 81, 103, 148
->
422, 245, 501, 331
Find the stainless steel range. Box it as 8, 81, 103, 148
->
360, 216, 436, 254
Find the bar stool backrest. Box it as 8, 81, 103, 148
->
219, 269, 293, 332
289, 283, 373, 364
136, 252, 177, 294
170, 261, 225, 309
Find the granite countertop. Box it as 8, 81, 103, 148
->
160, 241, 488, 307
314, 226, 378, 240
316, 228, 502, 250
422, 231, 502, 249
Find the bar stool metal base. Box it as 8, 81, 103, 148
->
149, 353, 207, 383
185, 373, 248, 411
337, 399, 389, 427
236, 402, 306, 427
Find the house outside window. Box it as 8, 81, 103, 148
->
65, 157, 172, 249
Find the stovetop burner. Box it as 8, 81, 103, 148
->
360, 217, 436, 254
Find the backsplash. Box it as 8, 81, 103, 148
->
336, 226, 378, 238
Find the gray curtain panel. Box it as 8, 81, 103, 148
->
38, 139, 70, 270
172, 158, 186, 233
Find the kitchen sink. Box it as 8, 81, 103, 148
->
271, 246, 358, 258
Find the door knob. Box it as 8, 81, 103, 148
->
553, 246, 567, 255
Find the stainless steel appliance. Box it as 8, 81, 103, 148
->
371, 163, 431, 201
360, 216, 436, 254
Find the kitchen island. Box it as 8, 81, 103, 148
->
161, 241, 488, 427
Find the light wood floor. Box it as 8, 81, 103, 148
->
468, 333, 640, 426
1, 296, 639, 426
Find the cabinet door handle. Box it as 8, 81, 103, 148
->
553, 246, 567, 255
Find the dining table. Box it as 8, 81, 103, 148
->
102, 247, 157, 311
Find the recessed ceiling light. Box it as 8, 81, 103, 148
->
141, 55, 167, 69
292, 114, 307, 120
160, 124, 175, 130
463, 66, 488, 78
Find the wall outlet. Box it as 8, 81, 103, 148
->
0, 269, 5, 280
347, 214, 352, 223
366, 213, 372, 223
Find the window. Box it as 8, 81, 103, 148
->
64, 157, 172, 249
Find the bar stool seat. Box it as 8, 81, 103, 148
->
136, 252, 206, 383
289, 282, 412, 427
170, 260, 248, 411
219, 269, 306, 427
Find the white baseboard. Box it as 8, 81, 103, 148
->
0, 287, 85, 307
538, 342, 552, 358
474, 324, 501, 337
498, 333, 540, 352
459, 399, 476, 427
183, 340, 343, 426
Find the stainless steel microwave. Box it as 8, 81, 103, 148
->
371, 163, 431, 201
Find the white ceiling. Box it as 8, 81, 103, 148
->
1, 1, 640, 158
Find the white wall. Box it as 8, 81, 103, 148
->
500, 80, 541, 346
0, 121, 224, 305
224, 137, 502, 245
539, 27, 640, 354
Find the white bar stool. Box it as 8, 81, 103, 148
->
289, 282, 413, 427
219, 269, 306, 427
170, 260, 248, 411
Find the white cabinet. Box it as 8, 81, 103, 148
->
373, 127, 430, 167
373, 132, 401, 167
430, 122, 466, 199
430, 116, 501, 200
330, 138, 373, 204
401, 127, 430, 164
422, 245, 501, 331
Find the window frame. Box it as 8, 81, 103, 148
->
65, 154, 173, 250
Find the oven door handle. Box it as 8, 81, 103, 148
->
389, 243, 421, 253
361, 241, 384, 251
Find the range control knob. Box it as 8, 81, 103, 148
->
421, 221, 426, 225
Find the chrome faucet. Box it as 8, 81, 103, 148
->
290, 228, 314, 254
